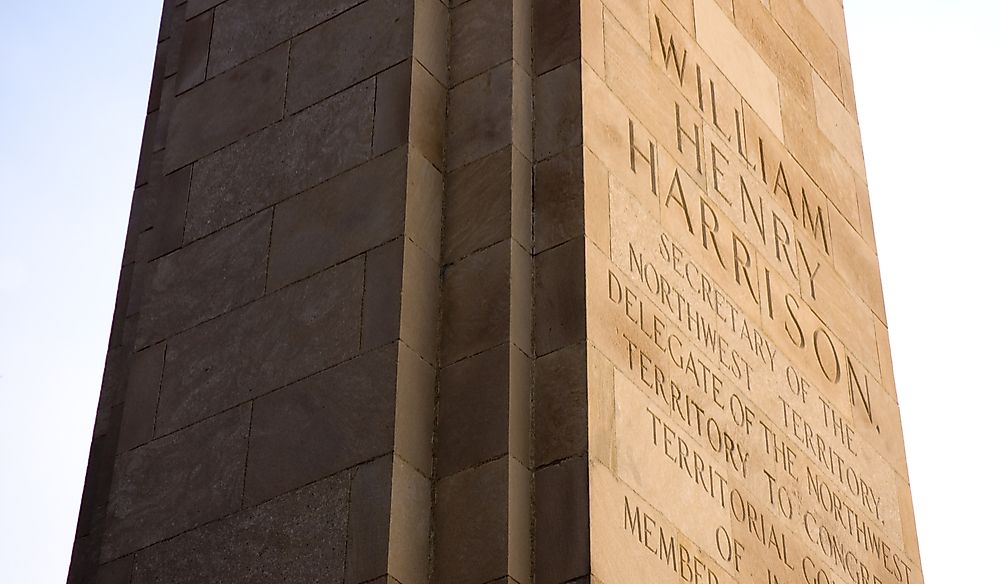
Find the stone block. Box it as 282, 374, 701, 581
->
209, 0, 363, 77
732, 0, 813, 102
414, 0, 449, 83
409, 61, 447, 169
512, 62, 533, 159
694, 0, 783, 140
362, 238, 405, 352
605, 0, 651, 52
535, 457, 589, 584
156, 257, 364, 435
75, 403, 122, 539
534, 237, 586, 356
405, 151, 444, 260
155, 76, 179, 153
186, 80, 375, 241
441, 241, 512, 365
813, 67, 866, 174
534, 0, 580, 75
800, 0, 849, 51
438, 345, 512, 477
125, 254, 150, 318
582, 149, 611, 254
346, 455, 392, 584
770, 0, 842, 94
162, 6, 186, 76
137, 210, 270, 346
374, 61, 413, 158
447, 64, 514, 171
586, 344, 615, 468
535, 61, 582, 161
147, 40, 166, 114
286, 0, 413, 113
395, 344, 436, 476
433, 458, 510, 583
134, 111, 158, 188
117, 343, 166, 453
830, 203, 886, 320
268, 149, 407, 291
244, 345, 398, 504
660, 0, 696, 32
102, 405, 250, 561
400, 238, 441, 363
95, 556, 133, 584
145, 165, 191, 260
450, 0, 513, 85
512, 0, 532, 71
535, 147, 585, 252
534, 342, 588, 466
157, 0, 176, 42
444, 147, 515, 264
840, 48, 859, 118
185, 0, 226, 19
133, 471, 351, 582
510, 241, 533, 355
580, 0, 604, 77
511, 149, 532, 250
875, 319, 897, 402
434, 342, 528, 474
388, 457, 432, 584
509, 347, 531, 465
176, 8, 213, 93
164, 43, 287, 172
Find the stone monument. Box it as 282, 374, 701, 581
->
69, 0, 924, 582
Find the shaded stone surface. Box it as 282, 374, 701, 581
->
267, 150, 408, 291
185, 80, 375, 241
156, 258, 364, 436
137, 209, 271, 346
133, 472, 352, 583
244, 345, 398, 504
209, 0, 364, 77
164, 43, 287, 172
102, 406, 250, 560
286, 0, 413, 113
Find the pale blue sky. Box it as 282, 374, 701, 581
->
0, 1, 161, 580
0, 1, 996, 582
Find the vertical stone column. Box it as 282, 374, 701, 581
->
431, 1, 533, 583
69, 0, 446, 581
530, 1, 592, 584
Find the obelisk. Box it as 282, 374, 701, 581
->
70, 1, 924, 583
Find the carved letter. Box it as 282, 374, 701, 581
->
629, 119, 658, 194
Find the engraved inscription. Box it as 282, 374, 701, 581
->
584, 4, 919, 584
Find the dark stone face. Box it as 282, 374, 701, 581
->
243, 344, 399, 505
266, 149, 408, 291
184, 80, 377, 243
102, 405, 250, 561
164, 43, 287, 173
136, 209, 271, 347
132, 471, 352, 583
155, 257, 365, 436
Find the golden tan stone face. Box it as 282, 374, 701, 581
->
581, 1, 923, 583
